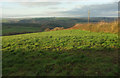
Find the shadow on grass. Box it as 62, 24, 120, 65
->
2, 48, 119, 76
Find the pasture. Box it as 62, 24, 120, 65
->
2, 30, 119, 76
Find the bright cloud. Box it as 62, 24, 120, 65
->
1, 1, 118, 18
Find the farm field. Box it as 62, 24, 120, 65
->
2, 30, 119, 76
1, 1, 119, 77
2, 25, 42, 36
2, 17, 117, 36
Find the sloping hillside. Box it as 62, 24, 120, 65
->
67, 21, 118, 34
2, 17, 117, 36
2, 30, 119, 76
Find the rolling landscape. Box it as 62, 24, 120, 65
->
2, 17, 117, 36
2, 17, 119, 76
1, 1, 119, 77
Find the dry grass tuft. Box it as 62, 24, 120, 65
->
68, 21, 118, 34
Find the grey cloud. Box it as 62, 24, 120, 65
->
59, 2, 118, 17
19, 2, 61, 7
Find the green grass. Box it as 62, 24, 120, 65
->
2, 30, 119, 76
2, 26, 42, 35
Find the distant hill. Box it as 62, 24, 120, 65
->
3, 17, 117, 24
2, 17, 117, 36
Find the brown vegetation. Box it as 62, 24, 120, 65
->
44, 27, 64, 31
44, 28, 51, 32
51, 27, 64, 31
68, 21, 118, 34
44, 21, 118, 34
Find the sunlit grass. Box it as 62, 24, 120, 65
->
2, 30, 119, 76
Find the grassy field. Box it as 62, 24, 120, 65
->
2, 30, 119, 76
2, 25, 42, 36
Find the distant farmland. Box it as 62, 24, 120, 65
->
2, 17, 117, 36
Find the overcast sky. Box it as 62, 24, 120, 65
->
0, 0, 119, 18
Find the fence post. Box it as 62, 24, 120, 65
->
88, 10, 91, 32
